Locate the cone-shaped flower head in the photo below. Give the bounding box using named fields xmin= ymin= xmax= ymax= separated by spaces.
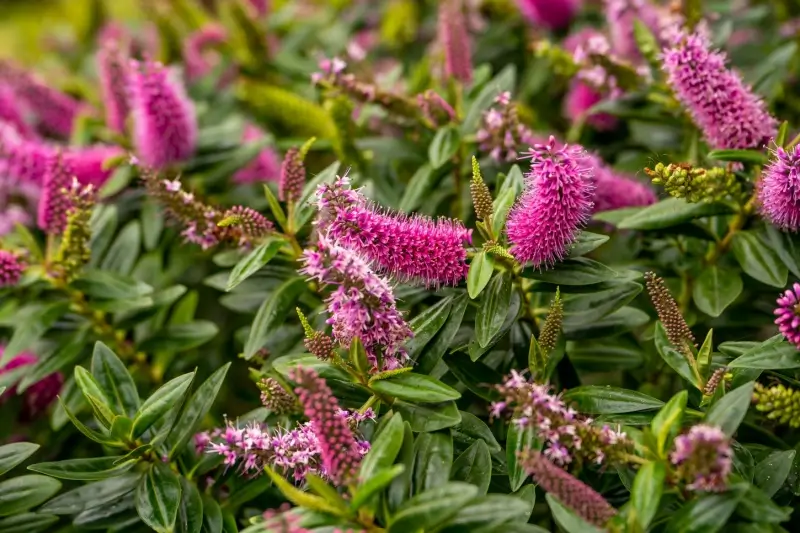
xmin=775 ymin=282 xmax=800 ymax=348
xmin=315 ymin=174 xmax=472 ymax=287
xmin=0 ymin=349 xmax=63 ymax=420
xmin=234 ymin=125 xmax=280 ymax=184
xmin=438 ymin=0 xmax=473 ymax=83
xmin=279 ymin=138 xmax=315 ymax=202
xmin=506 ymin=136 xmax=594 ymax=267
xmin=470 ymin=156 xmax=493 ymax=221
xmin=300 ymin=235 xmax=412 ymax=371
xmin=703 ymin=367 xmax=727 ymax=397
xmin=37 ymin=152 xmax=75 ymax=234
xmin=291 ymin=367 xmax=365 ymax=486
xmin=128 ymin=59 xmax=197 ymax=168
xmin=258 ymin=377 xmax=299 ymax=416
xmin=0 ymin=84 xmax=35 ymax=138
xmin=515 ymin=0 xmax=581 ymax=31
xmin=759 ymin=145 xmax=800 ymax=232
xmin=0 ymin=250 xmax=24 ymax=287
xmin=670 ymin=424 xmax=733 ymax=492
xmin=97 ymin=42 xmax=130 ymax=134
xmin=753 ymin=382 xmax=800 ymax=428
xmin=519 ymin=450 xmax=617 ymax=527
xmin=662 ymin=28 xmax=777 ymax=150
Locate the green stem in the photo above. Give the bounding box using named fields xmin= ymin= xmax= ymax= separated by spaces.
xmin=704 ymin=195 xmax=756 ymax=265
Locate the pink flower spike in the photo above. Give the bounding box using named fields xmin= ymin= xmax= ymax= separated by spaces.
xmin=775 ymin=282 xmax=800 ymax=348
xmin=670 ymin=424 xmax=733 ymax=492
xmin=233 ymin=125 xmax=280 ymax=184
xmin=0 ymin=84 xmax=35 ymax=139
xmin=37 ymin=152 xmax=75 ymax=235
xmin=662 ymin=28 xmax=777 ymax=150
xmin=0 ymin=122 xmax=52 ymax=185
xmin=590 ymin=156 xmax=656 ymax=212
xmin=515 ymin=0 xmax=581 ymax=31
xmin=0 ymin=250 xmax=24 ymax=287
xmin=128 ymin=59 xmax=197 ymax=168
xmin=563 ymin=81 xmax=618 ymax=132
xmin=438 ymin=0 xmax=473 ymax=83
xmin=605 ymin=0 xmax=665 ymax=60
xmin=63 ymin=145 xmax=125 ymax=188
xmin=506 ymin=136 xmax=594 ymax=267
xmin=0 ymin=348 xmax=63 ymax=420
xmin=291 ymin=367 xmax=364 ymax=486
xmin=184 ymin=24 xmax=229 ymax=82
xmin=97 ymin=42 xmax=130 ymax=134
xmin=759 ymin=145 xmax=800 ymax=232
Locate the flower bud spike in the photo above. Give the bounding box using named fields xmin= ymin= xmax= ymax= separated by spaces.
xmin=470 ymin=156 xmax=493 ymax=221
xmin=538 ymin=288 xmax=563 ymax=356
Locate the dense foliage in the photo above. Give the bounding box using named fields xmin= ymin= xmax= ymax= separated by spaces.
xmin=3 ymin=0 xmax=800 ymax=532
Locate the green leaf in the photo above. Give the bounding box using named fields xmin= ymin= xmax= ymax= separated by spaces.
xmin=40 ymin=473 xmax=140 ymax=515
xmin=654 ymin=322 xmax=702 ymax=389
xmin=521 ymin=258 xmax=618 ymax=285
xmin=0 ymin=512 xmax=59 ymax=533
xmin=650 ymin=391 xmax=687 ymax=457
xmin=89 ymin=204 xmax=119 ymax=264
xmin=177 ymin=477 xmax=203 ymax=533
xmin=568 ymin=231 xmax=609 ymax=257
xmin=370 ymin=373 xmax=460 ymax=403
xmin=476 ymin=273 xmax=512 ymax=347
xmin=444 ymin=353 xmax=502 ymax=401
xmin=429 ymin=126 xmax=461 ymax=169
xmin=243 ymin=277 xmax=306 ymax=359
xmin=305 ymin=474 xmax=347 ymax=511
xmin=293 ymin=161 xmax=340 ymax=228
xmin=350 ymin=465 xmax=405 ymax=511
xmin=28 ymin=456 xmax=137 ymax=481
xmin=99 ymin=165 xmax=133 ymax=198
xmin=136 ymin=463 xmax=182 ymax=533
xmin=226 ymin=238 xmax=286 ymax=291
xmin=394 ymin=400 xmax=461 ymax=432
xmin=399 ymin=164 xmax=437 ymax=213
xmin=1 ymin=302 xmax=69 ymax=364
xmin=412 ymin=431 xmax=453 ymax=494
xmin=492 ymin=187 xmax=517 ymax=236
xmin=74 ymin=366 xmax=116 ymax=428
xmin=0 ymin=475 xmax=61 ymax=516
xmin=417 ymin=293 xmax=468 ymax=374
xmin=438 ymin=494 xmax=536 ymax=532
xmin=705 ymin=382 xmax=755 ymax=436
xmin=131 ymin=372 xmax=195 ymax=438
xmin=406 ymin=296 xmax=453 ymax=361
xmin=17 ymin=330 xmax=88 ymax=393
xmin=732 ymin=231 xmax=788 ymax=287
xmin=72 ymin=270 xmax=153 ymax=301
xmin=452 ymin=412 xmax=501 ymax=453
xmin=388 ymin=482 xmax=479 ymax=533
xmin=100 ymin=220 xmax=141 ymax=276
xmin=546 ymin=494 xmax=604 ymax=533
xmin=58 ymin=398 xmax=115 ymax=445
xmin=707 ymin=149 xmax=769 ymax=164
xmin=562 ymin=281 xmax=642 ymax=327
xmin=462 ymin=65 xmax=516 ymax=133
xmin=386 ymin=422 xmax=415 ymax=514
xmin=262 ymin=466 xmax=341 ymax=515
xmin=631 ymin=461 xmax=665 ymax=529
xmin=616 ymin=198 xmax=735 ymax=230
xmin=468 ymin=252 xmax=495 ymax=300
xmin=451 ymin=440 xmax=491 ymax=495
xmin=139 ymin=321 xmax=219 ymax=353
xmin=262 ymin=184 xmax=288 ymax=232
xmin=562 ymin=386 xmax=663 ymax=414
xmin=0 ymin=443 xmax=39 ymax=477
xmin=754 ymin=450 xmax=796 ymax=497
xmin=735 ymin=483 xmax=793 ymax=523
xmin=141 ymin=199 xmax=164 ymax=251
xmin=202 ymin=496 xmax=223 ymax=533
xmin=507 ymin=425 xmax=537 ymax=492
xmin=665 ymin=485 xmax=746 ymax=533
xmin=692 ymin=267 xmax=742 ymax=317
xmin=728 ymin=335 xmax=800 ymax=369
xmin=167 ymin=363 xmax=231 ymax=458
xmin=91 ymin=342 xmax=140 ymax=418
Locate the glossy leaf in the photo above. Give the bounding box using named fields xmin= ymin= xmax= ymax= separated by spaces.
xmin=562 ymin=386 xmax=663 ymax=414
xmin=0 ymin=443 xmax=39 ymax=477
xmin=243 ymin=277 xmax=306 ymax=359
xmin=451 ymin=440 xmax=491 ymax=495
xmin=705 ymin=382 xmax=755 ymax=436
xmin=370 ymin=372 xmax=460 ymax=403
xmin=692 ymin=267 xmax=742 ymax=317
xmin=388 ymin=482 xmax=479 ymax=533
xmin=732 ymin=231 xmax=788 ymax=287
xmin=631 ymin=461 xmax=665 ymax=529
xmin=135 ymin=463 xmax=182 ymax=533
xmin=226 ymin=238 xmax=286 ymax=291
xmin=91 ymin=342 xmax=140 ymax=418
xmin=131 ymin=372 xmax=194 ymax=438
xmin=412 ymin=431 xmax=453 ymax=493
xmin=28 ymin=456 xmax=137 ymax=481
xmin=467 ymin=252 xmax=494 ymax=299
xmin=0 ymin=475 xmax=61 ymax=517
xmin=429 ymin=126 xmax=460 ymax=169
xmin=476 ymin=273 xmax=512 ymax=347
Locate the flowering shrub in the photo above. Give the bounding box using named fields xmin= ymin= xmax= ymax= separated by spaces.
xmin=3 ymin=0 xmax=800 ymax=532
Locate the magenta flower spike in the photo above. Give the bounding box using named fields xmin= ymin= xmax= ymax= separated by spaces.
xmin=291 ymin=367 xmax=365 ymax=486
xmin=438 ymin=0 xmax=473 ymax=83
xmin=563 ymin=81 xmax=618 ymax=132
xmin=759 ymin=145 xmax=800 ymax=232
xmin=315 ymin=175 xmax=472 ymax=287
xmin=506 ymin=136 xmax=594 ymax=268
xmin=670 ymin=424 xmax=733 ymax=492
xmin=662 ymin=28 xmax=777 ymax=150
xmin=184 ymin=24 xmax=229 ymax=82
xmin=0 ymin=349 xmax=63 ymax=420
xmin=775 ymin=282 xmax=800 ymax=348
xmin=37 ymin=152 xmax=75 ymax=234
xmin=0 ymin=250 xmax=24 ymax=287
xmin=0 ymin=84 xmax=35 ymax=139
xmin=515 ymin=0 xmax=581 ymax=31
xmin=97 ymin=43 xmax=130 ymax=134
xmin=591 ymin=158 xmax=656 ymax=212
xmin=128 ymin=59 xmax=198 ymax=168
xmin=63 ymin=145 xmax=125 ymax=188
xmin=233 ymin=125 xmax=280 ymax=184
xmin=0 ymin=121 xmax=52 ymax=185
xmin=605 ymin=0 xmax=664 ymax=60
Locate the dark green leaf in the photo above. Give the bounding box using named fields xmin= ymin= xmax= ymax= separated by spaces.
xmin=732 ymin=231 xmax=788 ymax=287
xmin=350 ymin=465 xmax=405 ymax=511
xmin=226 ymin=238 xmax=286 ymax=291
xmin=394 ymin=400 xmax=461 ymax=432
xmin=141 ymin=199 xmax=164 ymax=251
xmin=568 ymin=231 xmax=609 ymax=257
xmin=692 ymin=267 xmax=742 ymax=317
xmin=754 ymin=450 xmax=795 ymax=497
xmin=562 ymin=281 xmax=642 ymax=326
xmin=371 ymin=373 xmax=460 ymax=403
xmin=507 ymin=425 xmax=537 ymax=492
xmin=388 ymin=482 xmax=479 ymax=533
xmin=451 ymin=440 xmax=491 ymax=495
xmin=100 ymin=220 xmax=141 ymax=276
xmin=0 ymin=512 xmax=59 ymax=533
xmin=562 ymin=386 xmax=663 ymax=414
xmin=139 ymin=321 xmax=219 ymax=353
xmin=177 ymin=477 xmax=203 ymax=533
xmin=74 ymin=366 xmax=115 ymax=427
xmin=135 ymin=463 xmax=182 ymax=533
xmin=650 ymin=391 xmax=687 ymax=457
xmin=429 ymin=126 xmax=460 ymax=169
xmin=73 ymin=270 xmax=153 ymax=301
xmin=243 ymin=277 xmax=306 ymax=359
xmin=417 ymin=294 xmax=468 ymax=374
xmin=665 ymin=485 xmax=746 ymax=533
xmin=40 ymin=474 xmax=140 ymax=515
xmin=705 ymin=382 xmax=755 ymax=436
xmin=0 ymin=443 xmax=39 ymax=477
xmin=92 ymin=342 xmax=140 ymax=418
xmin=0 ymin=475 xmax=61 ymax=516
xmin=413 ymin=431 xmax=453 ymax=493
xmin=476 ymin=273 xmax=512 ymax=347
xmin=617 ymin=198 xmax=734 ymax=230
xmin=736 ymin=483 xmax=792 ymax=523
xmin=398 ymin=164 xmax=437 ymax=213
xmin=521 ymin=258 xmax=618 ymax=285
xmin=727 ymin=335 xmax=800 ymax=369
xmin=28 ymin=456 xmax=137 ymax=481
xmin=438 ymin=494 xmax=536 ymax=533
xmin=202 ymin=495 xmax=223 ymax=533
xmin=631 ymin=461 xmax=665 ymax=529
xmin=131 ymin=372 xmax=194 ymax=438
xmin=444 ymin=354 xmax=502 ymax=401
xmin=452 ymin=412 xmax=501 ymax=453
xmin=546 ymin=494 xmax=604 ymax=533
xmin=467 ymin=252 xmax=495 ymax=300
xmin=89 ymin=205 xmax=119 ymax=264
xmin=468 ymin=291 xmax=521 ymax=360
xmin=406 ymin=296 xmax=453 ymax=360
xmin=654 ymin=322 xmax=702 ymax=389
xmin=707 ymin=149 xmax=769 ymax=164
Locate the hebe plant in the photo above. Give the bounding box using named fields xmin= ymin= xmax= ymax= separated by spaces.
xmin=2 ymin=0 xmax=800 ymax=532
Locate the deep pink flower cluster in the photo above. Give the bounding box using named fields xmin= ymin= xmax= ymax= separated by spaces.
xmin=492 ymin=370 xmax=630 ymax=467
xmin=292 ymin=367 xmax=368 ymax=485
xmin=476 ymin=92 xmax=546 ymax=162
xmin=515 ymin=0 xmax=580 ymax=30
xmin=591 ymin=155 xmax=657 ymax=212
xmin=96 ymin=42 xmax=130 ymax=134
xmin=662 ymin=29 xmax=777 ymax=150
xmin=670 ymin=424 xmax=733 ymax=492
xmin=315 ymin=175 xmax=471 ymax=287
xmin=301 ymin=236 xmax=412 ymax=371
xmin=37 ymin=153 xmax=75 ymax=234
xmin=234 ymin=125 xmax=280 ymax=184
xmin=0 ymin=349 xmax=63 ymax=420
xmin=759 ymin=146 xmax=800 ymax=232
xmin=128 ymin=59 xmax=197 ymax=168
xmin=506 ymin=136 xmax=594 ymax=267
xmin=0 ymin=84 xmax=36 ymax=139
xmin=0 ymin=250 xmax=24 ymax=287
xmin=774 ymin=282 xmax=800 ymax=348
xmin=438 ymin=0 xmax=473 ymax=83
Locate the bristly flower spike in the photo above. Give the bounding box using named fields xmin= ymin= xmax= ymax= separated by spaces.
xmin=759 ymin=145 xmax=800 ymax=232
xmin=438 ymin=0 xmax=473 ymax=83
